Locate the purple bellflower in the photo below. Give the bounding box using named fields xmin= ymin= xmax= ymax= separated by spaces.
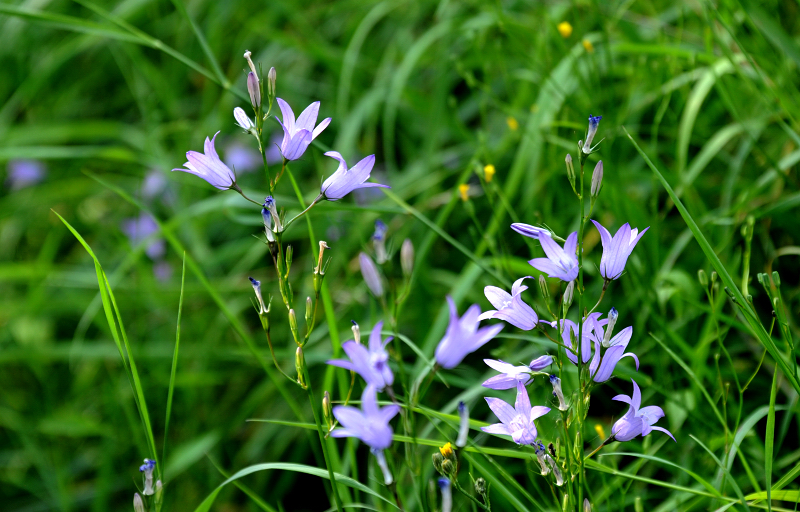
xmin=330 ymin=384 xmax=400 ymax=450
xmin=275 ymin=98 xmax=331 ymax=161
xmin=482 ymin=356 xmax=552 ymax=390
xmin=481 ymin=381 xmax=550 ymax=445
xmin=478 ymin=276 xmax=539 ymax=330
xmin=122 ymin=214 xmax=165 ymax=260
xmin=529 ymin=232 xmax=579 ymax=282
xmin=435 ymin=296 xmax=504 ymax=369
xmin=172 ymin=132 xmax=236 ymax=190
xmin=321 ymin=152 xmax=389 ymax=201
xmin=611 ymin=379 xmax=675 ymax=442
xmin=359 ymin=252 xmax=383 ymax=297
xmin=327 ymin=321 xmax=394 ymax=391
xmin=549 ymin=313 xmax=607 ymax=365
xmin=511 ymin=223 xmax=552 ymax=240
xmin=6 ymin=159 xmax=46 ymax=190
xmin=588 ymin=317 xmax=639 ymax=382
xmin=582 ymin=115 xmax=602 ymax=154
xmin=591 ymin=220 xmax=649 ymax=280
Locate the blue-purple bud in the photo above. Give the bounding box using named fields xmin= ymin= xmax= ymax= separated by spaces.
xmin=456 ymin=402 xmax=469 ymax=448
xmin=550 ymin=375 xmax=568 ymax=411
xmin=529 ymin=355 xmax=553 ymax=372
xmin=582 ymin=115 xmax=602 ymax=154
xmin=438 ymin=477 xmax=452 ymax=512
xmin=602 ymin=307 xmax=618 ymax=347
xmin=359 ymin=252 xmax=383 ymax=297
xmin=247 ymin=72 xmax=261 ymax=108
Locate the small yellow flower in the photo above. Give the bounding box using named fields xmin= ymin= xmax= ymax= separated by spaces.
xmin=557 ymin=21 xmax=573 ymax=38
xmin=583 ymin=39 xmax=594 ymax=53
xmin=439 ymin=442 xmax=454 ymax=458
xmin=458 ymin=184 xmax=470 ymax=202
xmin=594 ymin=423 xmax=606 ymax=439
xmin=483 ymin=164 xmax=495 ymax=183
xmin=506 ymin=117 xmax=519 ymax=131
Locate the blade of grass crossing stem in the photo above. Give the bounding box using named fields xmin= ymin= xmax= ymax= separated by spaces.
xmin=53 ymin=211 xmax=159 ymax=468
xmin=207 ymin=456 xmax=278 ymax=512
xmin=162 ymin=253 xmax=186 ymax=479
xmin=625 ymin=128 xmax=800 ymax=395
xmin=689 ymin=435 xmax=750 ymax=511
xmin=766 ymin=370 xmax=779 ymax=511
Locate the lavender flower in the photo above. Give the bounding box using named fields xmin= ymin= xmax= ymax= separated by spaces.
xmin=359 ymin=252 xmax=383 ymax=297
xmin=511 ymin=223 xmax=552 ymax=240
xmin=172 ymin=132 xmax=236 ymax=190
xmin=330 ymin=384 xmax=400 ymax=450
xmin=225 ymin=142 xmax=261 ymax=173
xmin=477 ymin=276 xmax=539 ymax=330
xmin=275 ymin=98 xmax=331 ymax=161
xmin=327 ymin=321 xmax=394 ymax=391
xmin=529 ymin=232 xmax=579 ymax=282
xmin=549 ymin=313 xmax=607 ymax=365
xmin=141 ymin=169 xmax=166 ymax=199
xmin=139 ymin=458 xmax=156 ymax=495
xmin=589 ymin=325 xmax=639 ymax=383
xmin=321 ymin=152 xmax=389 ymax=201
xmin=6 ymin=159 xmax=45 ymax=190
xmin=247 ymin=72 xmax=260 ymax=108
xmin=121 ymin=214 xmax=165 ymax=260
xmin=550 ymin=375 xmax=569 ymax=411
xmin=482 ymin=359 xmax=533 ymax=390
xmin=233 ymin=107 xmax=255 ymax=132
xmin=435 ymin=296 xmax=504 ymax=369
xmin=373 ymin=220 xmax=388 ymax=264
xmin=529 ymin=355 xmax=553 ymax=371
xmin=591 ymin=220 xmax=649 ymax=280
xmin=133 ymin=493 xmax=144 ymax=512
xmin=611 ymin=379 xmax=675 ymax=442
xmin=481 ymin=381 xmax=550 ymax=445
xmin=456 ymin=402 xmax=469 ymax=448
xmin=582 ymin=115 xmax=602 ymax=154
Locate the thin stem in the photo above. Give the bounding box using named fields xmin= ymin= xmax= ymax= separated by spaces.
xmin=584 ymin=437 xmax=612 ymax=460
xmin=285 ymin=194 xmax=324 ymax=230
xmin=587 ymin=280 xmax=610 ymax=315
xmin=452 ymin=480 xmax=490 ymax=511
xmin=576 ymin=155 xmax=587 ymax=510
xmin=264 ymin=330 xmax=298 ymax=383
xmin=231 ymin=184 xmax=264 ymax=206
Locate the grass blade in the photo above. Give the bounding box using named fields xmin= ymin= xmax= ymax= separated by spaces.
xmin=162 ymin=253 xmax=187 ymax=479
xmin=765 ymin=370 xmax=779 ymax=511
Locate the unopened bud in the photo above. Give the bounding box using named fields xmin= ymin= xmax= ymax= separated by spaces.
xmin=474 ymin=477 xmax=487 ymax=495
xmin=359 ymin=252 xmax=383 ymax=297
xmin=565 ymin=154 xmax=576 ymax=190
xmin=456 ymin=402 xmax=469 ymax=448
xmin=697 ymin=269 xmax=708 ymax=286
xmin=563 ymin=281 xmax=575 ymax=313
xmin=432 ymin=452 xmax=444 ymax=473
xmin=602 ymin=307 xmax=618 ymax=347
xmin=155 ymin=480 xmax=163 ymax=502
xmin=133 ymin=493 xmax=144 ymax=512
xmin=268 ymin=67 xmax=276 ymax=99
xmin=295 ymin=347 xmax=306 ymax=387
xmin=772 ymin=271 xmax=781 ymax=287
xmin=711 ymin=271 xmax=718 ymax=284
xmin=285 ymin=245 xmax=293 ymax=275
xmin=401 ymin=238 xmax=414 ymax=278
xmin=247 ymin=72 xmax=261 ymax=109
xmin=441 ymin=459 xmax=454 ymax=476
xmin=289 ymin=309 xmax=298 ymax=339
xmin=322 ymin=391 xmax=333 ymax=429
xmin=590 ymin=160 xmax=603 ymax=198
xmin=305 ymin=296 xmax=313 ymax=328
xmin=538 ymin=275 xmax=549 ymax=298
xmin=351 ymin=321 xmax=361 ymax=344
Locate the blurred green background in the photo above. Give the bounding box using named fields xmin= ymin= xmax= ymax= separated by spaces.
xmin=1 ymin=0 xmax=799 ymax=510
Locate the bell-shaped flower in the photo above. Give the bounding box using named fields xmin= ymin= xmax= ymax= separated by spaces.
xmin=482 ymin=359 xmax=533 ymax=390
xmin=275 ymin=98 xmax=331 ymax=161
xmin=548 ymin=313 xmax=607 ymax=365
xmin=591 ymin=220 xmax=649 ymax=280
xmin=611 ymin=379 xmax=675 ymax=442
xmin=233 ymin=107 xmax=255 ymax=133
xmin=481 ymin=381 xmax=550 ymax=446
xmin=435 ymin=296 xmax=504 ymax=369
xmin=172 ymin=132 xmax=236 ymax=190
xmin=478 ymin=277 xmax=538 ymax=330
xmin=327 ymin=322 xmax=394 ymax=391
xmin=529 ymin=232 xmax=579 ymax=282
xmin=588 ymin=320 xmax=639 ymax=383
xmin=330 ymin=385 xmax=399 ymax=450
xmin=511 ymin=223 xmax=552 ymax=240
xmin=321 ymin=152 xmax=389 ymax=201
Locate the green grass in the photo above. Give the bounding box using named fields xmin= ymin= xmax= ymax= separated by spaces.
xmin=1 ymin=0 xmax=799 ymax=510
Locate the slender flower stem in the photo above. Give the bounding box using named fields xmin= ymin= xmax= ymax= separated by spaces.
xmin=587 ymin=280 xmax=610 ymax=315
xmin=231 ymin=184 xmax=264 ymax=206
xmin=285 ymin=194 xmax=324 ymax=230
xmin=584 ymin=437 xmax=613 ymax=460
xmin=452 ymin=480 xmax=490 ymax=510
xmin=263 ymin=330 xmax=298 ymax=383
xmin=576 ymin=155 xmax=587 ymax=510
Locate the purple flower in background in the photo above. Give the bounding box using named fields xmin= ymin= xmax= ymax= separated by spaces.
xmin=321 ymin=152 xmax=389 ymax=201
xmin=481 ymin=381 xmax=550 ymax=445
xmin=122 ymin=214 xmax=165 ymax=260
xmin=589 ymin=325 xmax=639 ymax=383
xmin=153 ymin=262 xmax=173 ymax=282
xmin=359 ymin=252 xmax=383 ymax=297
xmin=275 ymin=98 xmax=331 ymax=161
xmin=330 ymin=385 xmax=399 ymax=450
xmin=172 ymin=132 xmax=236 ymax=190
xmin=482 ymin=359 xmax=533 ymax=390
xmin=591 ymin=220 xmax=649 ymax=280
xmin=529 ymin=232 xmax=579 ymax=282
xmin=327 ymin=321 xmax=394 ymax=391
xmin=611 ymin=379 xmax=675 ymax=442
xmin=435 ymin=296 xmax=504 ymax=369
xmin=478 ymin=276 xmax=538 ymax=330
xmin=141 ymin=169 xmax=167 ymax=199
xmin=6 ymin=159 xmax=46 ymax=190
xmin=265 ymin=133 xmax=283 ymax=165
xmin=225 ymin=141 xmax=261 ymax=173
xmin=511 ymin=223 xmax=551 ymax=240
xmin=549 ymin=313 xmax=607 ymax=365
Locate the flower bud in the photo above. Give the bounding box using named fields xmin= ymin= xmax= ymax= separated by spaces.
xmin=322 ymin=391 xmax=333 ymax=430
xmin=582 ymin=115 xmax=602 ymax=154
xmin=305 ymin=296 xmax=313 ymax=328
xmin=697 ymin=269 xmax=708 ymax=286
xmin=538 ymin=275 xmax=549 ymax=299
xmin=441 ymin=459 xmax=454 ymax=476
xmin=602 ymin=307 xmax=618 ymax=347
xmin=295 ymin=347 xmax=306 ymax=387
xmin=584 ymin=498 xmax=592 ymax=512
xmin=529 ymin=355 xmax=553 ymax=371
xmin=351 ymin=320 xmax=361 ymax=344
xmin=133 ymin=493 xmax=144 ymax=512
xmin=285 ymin=245 xmax=293 ymax=275
xmin=590 ymin=160 xmax=603 ymax=198
xmin=456 ymin=402 xmax=469 ymax=448
xmin=565 ymin=154 xmax=576 ymax=190
xmin=711 ymin=271 xmax=718 ymax=284
xmin=772 ymin=271 xmax=781 ymax=287
xmin=233 ymin=107 xmax=255 ymax=132
xmin=373 ymin=219 xmax=388 ymax=264
xmin=432 ymin=452 xmax=444 ymax=473
xmin=550 ymin=375 xmax=569 ymax=411
xmin=474 ymin=477 xmax=487 ymax=495
xmin=268 ymin=67 xmax=276 ymax=99
xmin=483 ymin=164 xmax=495 ymax=183
xmin=359 ymin=252 xmax=383 ymax=297
xmin=247 ymin=72 xmax=261 ymax=109
xmin=563 ymin=281 xmax=575 ymax=313
xmin=155 ymin=480 xmax=163 ymax=503
xmin=401 ymin=238 xmax=414 ymax=278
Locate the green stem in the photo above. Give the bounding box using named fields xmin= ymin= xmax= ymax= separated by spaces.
xmin=576 ymin=154 xmax=587 ymax=510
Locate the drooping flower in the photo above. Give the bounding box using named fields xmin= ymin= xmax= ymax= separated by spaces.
xmin=327 ymin=321 xmax=394 ymax=391
xmin=6 ymin=159 xmax=46 ymax=190
xmin=529 ymin=232 xmax=579 ymax=282
xmin=510 ymin=223 xmax=551 ymax=240
xmin=482 ymin=359 xmax=533 ymax=390
xmin=359 ymin=252 xmax=383 ymax=297
xmin=330 ymin=385 xmax=399 ymax=450
xmin=139 ymin=458 xmax=156 ymax=495
xmin=548 ymin=313 xmax=607 ymax=365
xmin=589 ymin=324 xmax=639 ymax=383
xmin=477 ymin=276 xmax=539 ymax=330
xmin=435 ymin=296 xmax=504 ymax=369
xmin=481 ymin=381 xmax=550 ymax=445
xmin=591 ymin=220 xmax=649 ymax=280
xmin=582 ymin=115 xmax=602 ymax=154
xmin=275 ymin=98 xmax=331 ymax=161
xmin=172 ymin=132 xmax=236 ymax=190
xmin=321 ymin=152 xmax=389 ymax=201
xmin=611 ymin=379 xmax=675 ymax=442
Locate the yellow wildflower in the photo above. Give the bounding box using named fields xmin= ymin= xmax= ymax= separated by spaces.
xmin=594 ymin=423 xmax=606 ymax=439
xmin=557 ymin=21 xmax=573 ymax=38
xmin=439 ymin=442 xmax=454 ymax=458
xmin=483 ymin=164 xmax=495 ymax=183
xmin=506 ymin=117 xmax=519 ymax=131
xmin=583 ymin=39 xmax=594 ymax=53
xmin=458 ymin=184 xmax=469 ymax=202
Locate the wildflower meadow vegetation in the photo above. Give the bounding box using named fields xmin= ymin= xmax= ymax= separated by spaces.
xmin=2 ymin=1 xmax=800 ymax=510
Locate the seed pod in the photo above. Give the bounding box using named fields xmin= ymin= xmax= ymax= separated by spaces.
xmin=697 ymin=269 xmax=708 ymax=287
xmin=538 ymin=275 xmax=549 ymax=299
xmin=268 ymin=67 xmax=277 ymax=99
xmin=322 ymin=391 xmax=333 ymax=429
xmin=401 ymin=238 xmax=414 ymax=278
xmin=475 ymin=477 xmax=487 ymax=495
xmin=590 ymin=160 xmax=603 ymax=198
xmin=295 ymin=347 xmax=306 ymax=387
